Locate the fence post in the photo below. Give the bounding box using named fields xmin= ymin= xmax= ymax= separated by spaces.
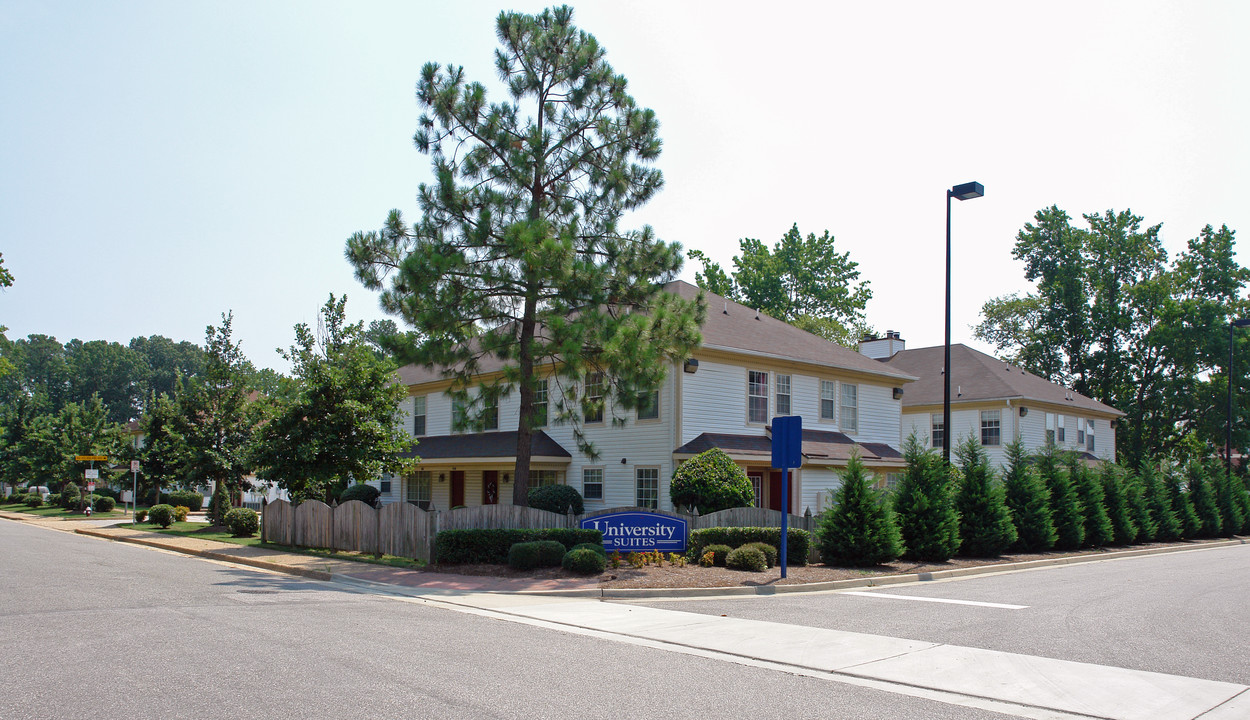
xmin=428 ymin=507 xmax=439 ymax=565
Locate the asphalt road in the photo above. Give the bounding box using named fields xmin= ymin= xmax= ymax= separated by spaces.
xmin=629 ymin=543 xmax=1250 ymax=685
xmin=0 ymin=520 xmax=1019 ymax=720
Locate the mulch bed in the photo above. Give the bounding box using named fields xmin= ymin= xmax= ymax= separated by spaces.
xmin=425 ymin=537 xmax=1242 ymax=590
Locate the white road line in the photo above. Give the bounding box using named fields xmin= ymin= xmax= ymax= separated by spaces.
xmin=842 ymin=590 xmax=1028 ymax=609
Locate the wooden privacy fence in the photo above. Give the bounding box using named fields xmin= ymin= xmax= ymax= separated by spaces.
xmin=262 ymin=500 xmax=818 ymax=563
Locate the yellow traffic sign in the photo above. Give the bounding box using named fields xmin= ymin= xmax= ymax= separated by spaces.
xmin=75 ymin=455 xmax=108 ymax=462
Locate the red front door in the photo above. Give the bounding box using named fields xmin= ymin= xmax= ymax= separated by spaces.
xmin=451 ymin=471 xmax=465 ymax=508
xmin=768 ymin=471 xmax=792 ymax=513
xmin=482 ymin=470 xmax=499 ymax=505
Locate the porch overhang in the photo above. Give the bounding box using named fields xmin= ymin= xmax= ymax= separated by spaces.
xmin=672 ymin=430 xmax=905 ymax=468
xmin=399 ymin=430 xmax=572 ymax=466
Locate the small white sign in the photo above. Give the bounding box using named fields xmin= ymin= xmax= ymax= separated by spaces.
xmin=87 ymin=483 xmax=95 ymax=492
xmin=131 ymin=460 xmax=140 ymax=472
xmin=84 ymin=469 xmax=99 ymax=479
xmin=122 ymin=490 xmax=133 ymax=502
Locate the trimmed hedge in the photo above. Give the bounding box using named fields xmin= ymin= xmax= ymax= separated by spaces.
xmin=173 ymin=506 xmax=190 ymax=522
xmin=134 ymin=509 xmax=148 ymax=523
xmin=24 ymin=493 xmax=44 ymax=508
xmin=726 ymin=546 xmax=767 ymax=572
xmin=435 ymin=528 xmax=603 ymax=565
xmin=339 ymin=483 xmax=381 ymax=507
xmin=688 ymin=527 xmax=810 ymax=566
xmin=94 ymin=496 xmax=116 ymax=512
xmin=563 ymin=548 xmax=607 ymax=575
xmin=507 ymin=540 xmax=566 ymax=570
xmin=148 ymin=504 xmax=175 ymax=528
xmin=571 ymin=542 xmax=606 ymax=557
xmin=527 ymin=484 xmax=584 ymax=515
xmin=702 ymin=544 xmax=732 ymax=567
xmin=740 ymin=541 xmax=778 ymax=568
xmin=224 ymin=508 xmax=259 ymax=537
xmin=166 ymin=490 xmax=206 ymax=511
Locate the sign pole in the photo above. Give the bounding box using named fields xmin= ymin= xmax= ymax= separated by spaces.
xmin=770 ymin=416 xmax=802 ymax=581
xmin=780 ymin=466 xmax=789 ymax=578
xmin=131 ymin=460 xmax=140 ymax=518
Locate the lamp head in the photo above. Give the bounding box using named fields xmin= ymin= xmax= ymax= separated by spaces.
xmin=951 ymin=181 xmax=984 ymax=201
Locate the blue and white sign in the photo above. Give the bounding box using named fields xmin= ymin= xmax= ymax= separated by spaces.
xmin=581 ymin=511 xmax=688 ymax=553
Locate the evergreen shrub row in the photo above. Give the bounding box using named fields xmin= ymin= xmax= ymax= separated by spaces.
xmin=688 ymin=527 xmax=809 ymax=565
xmin=435 ymin=528 xmax=603 ymax=564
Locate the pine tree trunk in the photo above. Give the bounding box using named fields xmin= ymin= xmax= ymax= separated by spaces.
xmin=513 ymin=292 xmax=538 ymax=506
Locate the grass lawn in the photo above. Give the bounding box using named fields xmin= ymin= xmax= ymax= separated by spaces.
xmin=0 ymin=502 xmax=129 ymax=519
xmin=127 ymin=521 xmax=427 ymax=570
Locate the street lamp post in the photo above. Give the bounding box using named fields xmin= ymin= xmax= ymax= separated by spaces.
xmin=944 ymin=181 xmax=984 ymax=465
xmin=1227 ymin=318 xmax=1250 ymax=477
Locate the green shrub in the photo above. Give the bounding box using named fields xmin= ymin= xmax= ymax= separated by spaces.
xmin=1037 ymin=446 xmax=1084 ymax=550
xmin=207 ymin=482 xmax=231 ymax=525
xmin=148 ymin=504 xmax=175 ymax=528
xmin=166 ymin=490 xmax=205 ymax=511
xmin=46 ymin=493 xmax=61 ymax=507
xmin=562 ymin=548 xmax=607 ymax=575
xmin=527 ymin=484 xmax=584 ymax=515
xmin=571 ymin=542 xmax=606 ymax=557
xmin=1122 ymin=468 xmax=1157 ymax=543
xmin=669 ymin=448 xmax=755 ymax=514
xmin=8 ymin=492 xmax=26 ymax=505
xmin=59 ymin=483 xmax=82 ymax=509
xmin=1186 ymin=461 xmax=1222 ymax=538
xmin=94 ymin=496 xmax=116 ymax=513
xmin=1163 ymin=465 xmax=1200 ymax=539
xmin=1067 ymin=454 xmax=1113 ymax=548
xmin=741 ymin=541 xmax=778 ymax=568
xmin=224 ymin=508 xmax=259 ymax=537
xmin=435 ymin=528 xmax=604 ymax=564
xmin=895 ymin=436 xmax=962 ymax=561
xmin=956 ymin=437 xmax=1017 ymax=558
xmin=173 ymin=506 xmax=190 ymax=522
xmin=24 ymin=493 xmax=44 ymax=508
xmin=817 ymin=454 xmax=902 ymax=567
xmin=1099 ymin=463 xmax=1137 ymax=545
xmin=1003 ymin=439 xmax=1056 ymax=553
xmin=702 ymin=544 xmax=732 ymax=567
xmin=688 ymin=527 xmax=809 ymax=566
xmin=508 ymin=542 xmax=540 ymax=570
xmin=339 ymin=483 xmax=381 ymax=507
xmin=725 ymin=546 xmax=767 ymax=572
xmin=134 ymin=509 xmax=148 ymax=523
xmin=1214 ymin=470 xmax=1246 ymax=538
xmin=535 ymin=540 xmax=566 ymax=567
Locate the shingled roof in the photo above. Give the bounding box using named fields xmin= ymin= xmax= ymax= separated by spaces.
xmin=673 ymin=428 xmax=904 ymax=465
xmin=398 ymin=281 xmax=916 ymax=386
xmin=398 ymin=430 xmax=571 ymax=461
xmin=881 ymin=344 xmax=1123 ymax=417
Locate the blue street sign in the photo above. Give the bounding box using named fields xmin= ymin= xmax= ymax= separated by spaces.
xmin=772 ymin=415 xmax=802 ymax=469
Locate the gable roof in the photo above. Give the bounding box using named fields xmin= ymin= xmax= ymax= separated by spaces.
xmin=881 ymin=344 xmax=1123 ymax=417
xmin=673 ymin=429 xmax=904 ymax=466
xmin=398 ymin=280 xmax=916 ymax=386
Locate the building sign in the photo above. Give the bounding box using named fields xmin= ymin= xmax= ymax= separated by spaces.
xmin=581 ymin=511 xmax=688 ymax=553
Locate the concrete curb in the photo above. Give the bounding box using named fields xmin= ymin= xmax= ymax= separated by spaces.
xmin=74 ymin=528 xmax=334 ymax=581
xmin=596 ymin=538 xmax=1249 ymax=599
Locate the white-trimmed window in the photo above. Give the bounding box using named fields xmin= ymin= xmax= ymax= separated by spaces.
xmin=841 ymin=383 xmax=858 ymax=432
xmin=412 ymin=395 xmax=426 ymax=437
xmin=748 ymin=370 xmax=769 ymax=423
xmin=584 ymin=372 xmax=604 ymax=423
xmin=636 ymin=467 xmax=659 ymax=509
xmin=1087 ymin=419 xmax=1095 ymax=452
xmin=1077 ymin=417 xmax=1086 ymax=445
xmin=534 ymin=379 xmax=548 ymax=427
xmin=1045 ymin=413 xmax=1056 ymax=445
xmin=775 ymin=374 xmax=792 ymax=416
xmin=406 ymin=471 xmax=431 ymax=510
xmin=820 ymin=380 xmax=837 ymax=420
xmin=931 ymin=413 xmax=944 ymax=449
xmin=748 ymin=472 xmax=764 ymax=508
xmin=981 ymin=410 xmax=1001 ymax=446
xmin=637 ymin=388 xmax=659 ymax=421
xmin=1057 ymin=415 xmax=1066 ymax=443
xmin=532 ymin=470 xmax=559 ymax=487
xmin=582 ymin=467 xmax=603 ymax=501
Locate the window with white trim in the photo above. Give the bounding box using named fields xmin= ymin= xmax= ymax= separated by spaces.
xmin=532 ymin=470 xmax=559 ymax=487
xmin=636 ymin=467 xmax=659 ymax=509
xmin=931 ymin=413 xmax=944 ymax=449
xmin=775 ymin=374 xmax=791 ymax=416
xmin=841 ymin=383 xmax=858 ymax=432
xmin=748 ymin=370 xmax=769 ymax=423
xmin=483 ymin=397 xmax=498 ymax=431
xmin=637 ymin=388 xmax=659 ymax=421
xmin=1087 ymin=419 xmax=1095 ymax=452
xmin=413 ymin=395 xmax=426 ymax=437
xmin=582 ymin=467 xmax=603 ymax=500
xmin=1045 ymin=413 xmax=1056 ymax=445
xmin=584 ymin=372 xmax=604 ymax=423
xmin=820 ymin=380 xmax=837 ymax=420
xmin=981 ymin=410 xmax=1001 ymax=446
xmin=534 ymin=379 xmax=548 ymax=427
xmin=1077 ymin=417 xmax=1086 ymax=445
xmin=1057 ymin=414 xmax=1066 ymax=443
xmin=747 ymin=472 xmax=764 ymax=508
xmin=406 ymin=471 xmax=431 ymax=510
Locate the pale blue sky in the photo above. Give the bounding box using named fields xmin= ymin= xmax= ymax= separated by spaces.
xmin=3 ymin=1 xmax=1247 ymax=370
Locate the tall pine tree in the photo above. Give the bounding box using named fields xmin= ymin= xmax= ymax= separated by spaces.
xmin=1122 ymin=468 xmax=1157 ymax=543
xmin=893 ymin=435 xmax=960 ymax=562
xmin=346 ymin=6 xmax=705 ymax=505
xmin=1139 ymin=463 xmax=1180 ymax=542
xmin=1163 ymin=463 xmax=1201 ymax=539
xmin=1067 ymin=453 xmax=1113 ymax=548
xmin=1099 ymin=462 xmax=1137 ymax=545
xmin=1002 ymin=437 xmax=1055 ymax=552
xmin=955 ymin=436 xmax=1017 ymax=557
xmin=1186 ymin=460 xmax=1222 ymax=538
xmin=1038 ymin=445 xmax=1084 ymax=550
xmin=816 ymin=453 xmax=902 ymax=566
